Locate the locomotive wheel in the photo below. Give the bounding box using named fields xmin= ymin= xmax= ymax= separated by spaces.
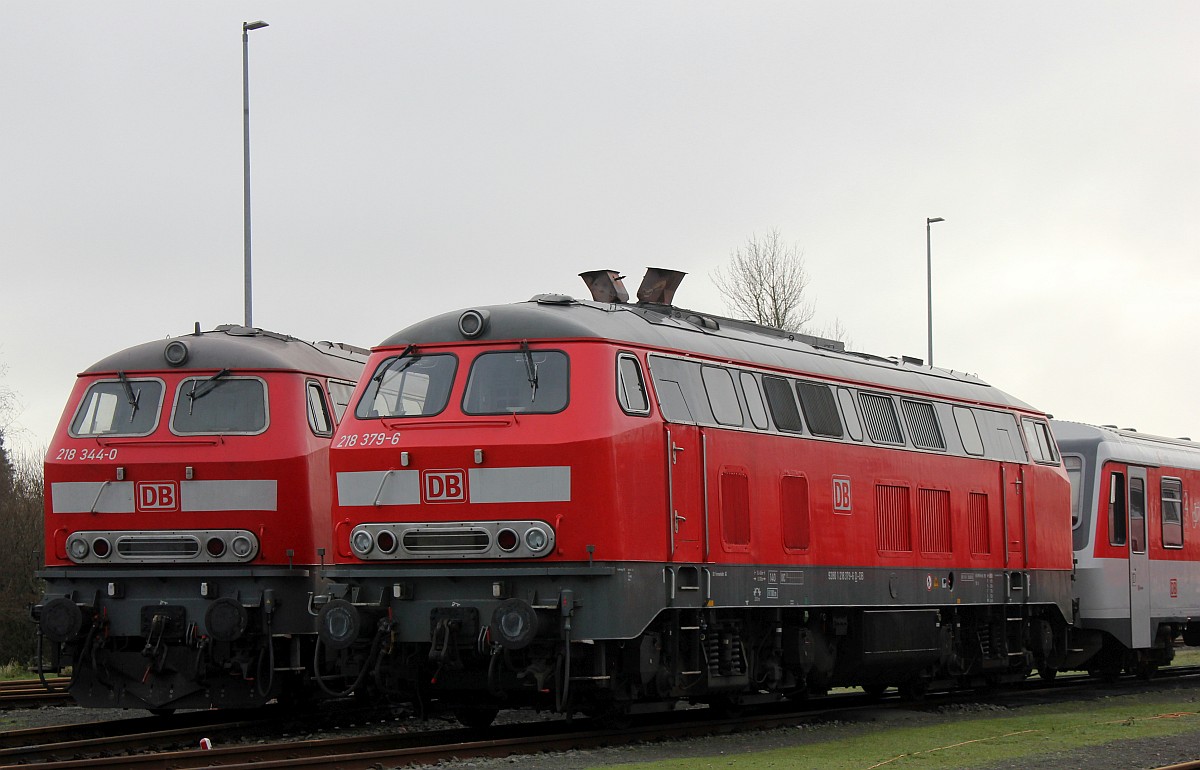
xmin=454 ymin=706 xmax=500 ymax=729
xmin=147 ymin=708 xmax=176 ymax=717
xmin=1038 ymin=668 xmax=1058 ymax=681
xmin=1135 ymin=662 xmax=1158 ymax=681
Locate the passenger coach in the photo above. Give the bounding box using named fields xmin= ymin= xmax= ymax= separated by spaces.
xmin=35 ymin=325 xmax=366 ymax=711
xmin=317 ymin=269 xmax=1075 ymax=722
xmin=1053 ymin=420 xmax=1200 ymax=678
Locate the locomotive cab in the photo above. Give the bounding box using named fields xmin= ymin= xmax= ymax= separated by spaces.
xmin=34 ymin=326 xmax=365 ymax=711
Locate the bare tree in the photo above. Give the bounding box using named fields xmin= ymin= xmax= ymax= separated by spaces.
xmin=712 ymin=230 xmax=816 ymax=332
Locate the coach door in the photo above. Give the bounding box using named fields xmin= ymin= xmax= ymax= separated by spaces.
xmin=666 ymin=425 xmax=705 ymax=563
xmin=1126 ymin=466 xmax=1151 ymax=647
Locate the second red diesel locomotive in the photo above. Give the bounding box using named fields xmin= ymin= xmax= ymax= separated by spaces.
xmin=315 ymin=269 xmax=1079 ymax=723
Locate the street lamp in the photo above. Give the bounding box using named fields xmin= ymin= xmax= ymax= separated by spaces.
xmin=925 ymin=216 xmax=944 ymax=367
xmin=242 ymin=20 xmax=268 ymax=328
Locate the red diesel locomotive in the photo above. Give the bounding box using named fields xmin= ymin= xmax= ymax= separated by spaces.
xmin=1053 ymin=420 xmax=1200 ymax=678
xmin=35 ymin=325 xmax=366 ymax=711
xmin=316 ymin=269 xmax=1076 ymax=722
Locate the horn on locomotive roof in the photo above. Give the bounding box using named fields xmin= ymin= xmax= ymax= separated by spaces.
xmin=579 ymin=270 xmax=630 ymax=304
xmin=637 ymin=267 xmax=686 ymax=305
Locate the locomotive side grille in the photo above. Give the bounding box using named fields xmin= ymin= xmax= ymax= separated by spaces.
xmin=402 ymin=528 xmax=491 ymax=553
xmin=902 ymin=400 xmax=946 ymax=450
xmin=860 ymin=393 xmax=903 ymax=444
xmin=116 ymin=535 xmax=200 ymax=558
xmin=968 ymin=492 xmax=991 ymax=555
xmin=918 ymin=488 xmax=952 ymax=553
xmin=876 ymin=483 xmax=912 ymax=552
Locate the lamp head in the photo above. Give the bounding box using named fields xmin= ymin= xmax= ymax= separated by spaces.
xmin=243 ymin=20 xmax=269 ymax=31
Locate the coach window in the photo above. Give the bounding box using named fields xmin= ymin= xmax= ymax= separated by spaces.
xmin=616 ymin=354 xmax=650 ymax=416
xmin=796 ymin=381 xmax=844 ymax=438
xmin=328 ymin=380 xmax=356 ymax=422
xmin=1063 ymin=455 xmax=1084 ymax=529
xmin=307 ymin=382 xmax=333 ymax=436
xmin=762 ymin=376 xmax=803 ymax=433
xmin=1108 ymin=471 xmax=1127 ymax=546
xmin=740 ymin=372 xmax=769 ymax=430
xmin=902 ymin=399 xmax=945 ymax=450
xmin=70 ymin=378 xmax=164 ymax=437
xmin=1022 ymin=418 xmax=1059 ymax=463
xmin=860 ymin=392 xmax=904 ymax=445
xmin=837 ymin=388 xmax=863 ymax=442
xmin=702 ymin=366 xmax=743 ymax=427
xmin=359 ymin=353 xmax=457 ymax=419
xmin=953 ymin=407 xmax=985 ymax=456
xmin=172 ymin=376 xmax=268 ymax=435
xmin=464 ymin=349 xmax=569 ymax=415
xmin=1129 ymin=477 xmax=1146 ymax=553
xmin=1162 ymin=478 xmax=1184 ymax=549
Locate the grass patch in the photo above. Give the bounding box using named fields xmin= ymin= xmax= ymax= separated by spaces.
xmin=599 ymin=691 xmax=1200 ymax=770
xmin=0 ymin=661 xmax=31 ymax=681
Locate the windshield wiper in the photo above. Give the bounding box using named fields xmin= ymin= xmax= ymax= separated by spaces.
xmin=187 ymin=369 xmax=231 ymax=414
xmin=373 ymin=345 xmax=418 ymax=383
xmin=117 ymin=371 xmax=141 ymax=423
xmin=520 ymin=340 xmax=538 ymax=402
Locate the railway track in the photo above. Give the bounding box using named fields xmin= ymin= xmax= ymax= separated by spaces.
xmin=0 ymin=678 xmax=71 ymax=709
xmin=7 ymin=666 xmax=1200 ymax=770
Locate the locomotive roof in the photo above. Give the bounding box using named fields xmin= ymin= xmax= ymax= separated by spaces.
xmin=83 ymin=325 xmax=368 ymax=380
xmin=380 ymin=296 xmax=1039 ymax=412
xmin=1051 ymin=420 xmax=1200 ymax=469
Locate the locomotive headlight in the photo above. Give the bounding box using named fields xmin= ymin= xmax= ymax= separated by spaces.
xmin=164 ymin=340 xmax=189 ymax=366
xmin=92 ymin=537 xmax=111 ymax=559
xmin=351 ymin=529 xmax=374 ymax=556
xmin=230 ymin=535 xmax=255 ymax=558
xmin=67 ymin=535 xmax=90 ymax=561
xmin=457 ymin=309 xmax=490 ymax=339
xmin=525 ymin=526 xmax=549 ymax=553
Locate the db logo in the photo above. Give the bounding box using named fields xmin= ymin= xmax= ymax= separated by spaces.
xmin=422 ymin=470 xmax=467 ymax=503
xmin=832 ymin=475 xmax=852 ymax=514
xmin=136 ymin=481 xmax=179 ymax=512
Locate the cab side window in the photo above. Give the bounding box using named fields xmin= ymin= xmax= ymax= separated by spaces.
xmin=617 ymin=354 xmax=650 ymax=416
xmin=307 ymin=381 xmax=333 ymax=437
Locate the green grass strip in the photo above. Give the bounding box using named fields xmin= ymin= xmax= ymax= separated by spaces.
xmin=598 ymin=693 xmax=1200 ymax=769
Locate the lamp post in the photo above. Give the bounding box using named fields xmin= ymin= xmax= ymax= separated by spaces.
xmin=242 ymin=20 xmax=268 ymax=328
xmin=925 ymin=216 xmax=944 ymax=367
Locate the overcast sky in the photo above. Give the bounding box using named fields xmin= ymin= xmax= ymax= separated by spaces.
xmin=2 ymin=2 xmax=1198 ymax=456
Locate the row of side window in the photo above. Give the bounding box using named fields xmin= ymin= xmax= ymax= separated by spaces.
xmin=1106 ymin=470 xmax=1184 ymax=550
xmin=617 ymin=351 xmax=1052 ymax=465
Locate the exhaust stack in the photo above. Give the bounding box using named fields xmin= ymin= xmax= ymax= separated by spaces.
xmin=578 ymin=270 xmax=629 ymax=303
xmin=636 ymin=267 xmax=686 ymax=305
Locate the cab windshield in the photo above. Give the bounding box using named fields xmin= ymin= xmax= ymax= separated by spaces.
xmin=462 ymin=349 xmax=569 ymax=414
xmin=171 ymin=376 xmax=268 ymax=434
xmin=70 ymin=378 xmax=163 ymax=437
xmin=356 ymin=353 xmax=457 ymax=419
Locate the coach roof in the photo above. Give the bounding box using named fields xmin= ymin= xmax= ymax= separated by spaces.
xmin=379 ymin=296 xmax=1038 ymax=412
xmin=83 ymin=325 xmax=367 ymax=380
